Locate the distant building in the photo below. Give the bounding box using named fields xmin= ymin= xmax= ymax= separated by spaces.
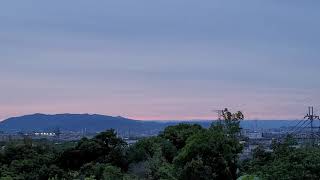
xmin=247 ymin=132 xmax=263 ymax=139
xmin=34 ymin=132 xmax=56 ymax=137
xmin=242 ymin=129 xmax=263 ymax=139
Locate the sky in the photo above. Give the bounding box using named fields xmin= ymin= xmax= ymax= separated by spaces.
xmin=1 ymin=0 xmax=320 ymax=120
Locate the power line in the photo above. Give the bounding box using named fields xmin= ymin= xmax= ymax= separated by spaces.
xmin=289 ymin=120 xmax=312 ymax=137
xmin=287 ymin=107 xmax=320 ymax=146
xmin=287 ymin=119 xmax=308 ymax=134
xmin=289 ymin=120 xmax=309 ymax=135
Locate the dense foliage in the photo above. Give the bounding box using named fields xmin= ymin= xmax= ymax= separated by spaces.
xmin=2 ymin=109 xmax=320 ymax=179
xmin=241 ymin=137 xmax=320 ymax=180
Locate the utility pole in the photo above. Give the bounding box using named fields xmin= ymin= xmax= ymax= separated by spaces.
xmin=304 ymin=106 xmax=320 ymax=146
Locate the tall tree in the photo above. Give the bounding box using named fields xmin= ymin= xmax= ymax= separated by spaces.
xmin=160 ymin=124 xmax=203 ymax=150
xmin=174 ymin=108 xmax=244 ymax=180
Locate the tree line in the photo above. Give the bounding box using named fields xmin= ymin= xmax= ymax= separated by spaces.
xmin=1 ymin=109 xmax=320 ymax=180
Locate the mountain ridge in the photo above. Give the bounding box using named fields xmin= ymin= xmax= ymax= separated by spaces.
xmin=0 ymin=113 xmax=151 ymax=132
xmin=0 ymin=113 xmax=300 ymax=133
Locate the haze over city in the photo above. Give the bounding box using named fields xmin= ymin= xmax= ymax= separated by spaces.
xmin=1 ymin=0 xmax=320 ymax=120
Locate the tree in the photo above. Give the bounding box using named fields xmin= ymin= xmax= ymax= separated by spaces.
xmin=102 ymin=164 xmax=123 ymax=180
xmin=174 ymin=109 xmax=244 ymax=180
xmin=214 ymin=108 xmax=244 ymax=137
xmin=0 ymin=140 xmax=58 ymax=180
xmin=127 ymin=137 xmax=177 ymax=163
xmin=174 ymin=129 xmax=242 ymax=180
xmin=127 ymin=137 xmax=177 ymax=179
xmin=180 ymin=158 xmax=213 ymax=180
xmin=144 ymin=144 xmax=176 ymax=180
xmin=160 ymin=124 xmax=203 ymax=150
xmin=242 ymin=139 xmax=320 ymax=179
xmin=58 ymin=129 xmax=128 ymax=170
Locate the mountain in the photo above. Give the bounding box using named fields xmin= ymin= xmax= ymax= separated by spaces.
xmin=0 ymin=113 xmax=162 ymax=132
xmin=0 ymin=113 xmax=301 ymax=133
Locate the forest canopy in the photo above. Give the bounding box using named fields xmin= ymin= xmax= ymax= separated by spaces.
xmin=1 ymin=109 xmax=320 ymax=180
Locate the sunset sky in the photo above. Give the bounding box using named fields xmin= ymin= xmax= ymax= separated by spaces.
xmin=1 ymin=0 xmax=320 ymax=120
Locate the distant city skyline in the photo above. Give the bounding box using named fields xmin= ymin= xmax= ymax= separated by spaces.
xmin=1 ymin=1 xmax=320 ymax=120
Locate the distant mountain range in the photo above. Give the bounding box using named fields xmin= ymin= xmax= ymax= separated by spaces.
xmin=0 ymin=114 xmax=162 ymax=132
xmin=0 ymin=113 xmax=300 ymax=133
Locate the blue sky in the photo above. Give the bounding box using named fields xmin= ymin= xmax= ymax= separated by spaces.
xmin=1 ymin=0 xmax=320 ymax=120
